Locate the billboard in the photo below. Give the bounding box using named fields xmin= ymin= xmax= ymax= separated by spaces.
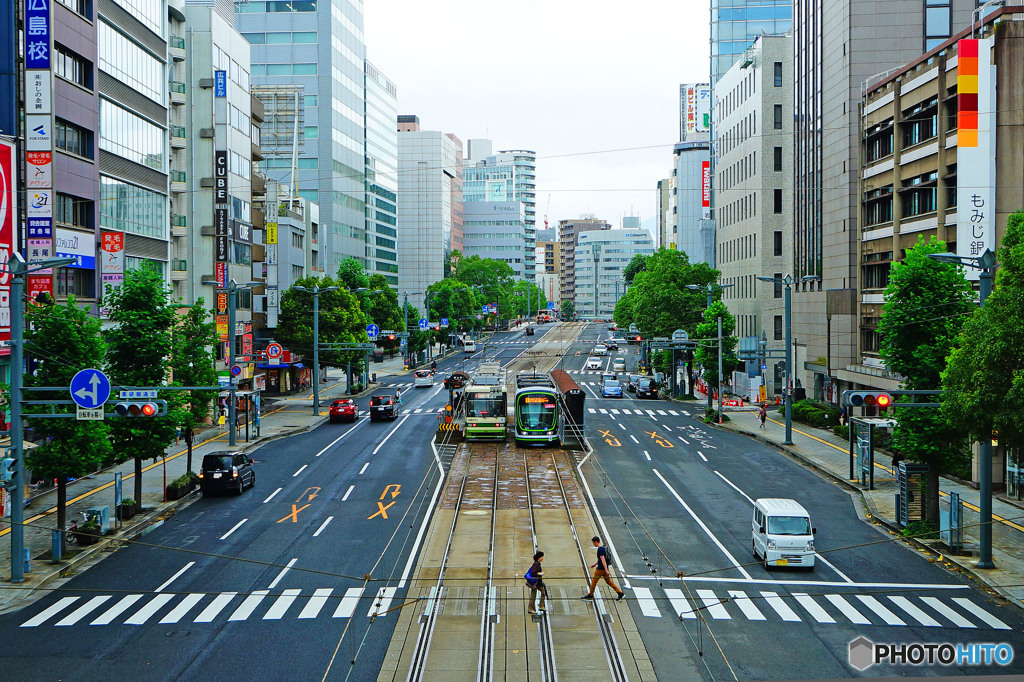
xmin=701 ymin=161 xmax=711 ymax=219
xmin=0 ymin=138 xmax=15 ymax=344
xmin=681 ymin=83 xmax=711 ymax=140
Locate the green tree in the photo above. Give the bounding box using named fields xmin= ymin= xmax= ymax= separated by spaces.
xmin=616 ymin=248 xmax=718 ymax=337
xmin=363 ymin=274 xmax=403 ymax=354
xmin=403 ymin=303 xmax=428 ymax=355
xmin=506 ymin=280 xmax=546 ymax=319
xmin=879 ymin=236 xmax=976 ymax=523
xmin=24 ymin=297 xmax=112 ymax=551
xmin=622 ymin=253 xmax=649 ymax=284
xmin=693 ymin=300 xmax=739 ymax=412
xmin=426 ymin=278 xmax=477 ymax=343
xmin=105 ymin=267 xmax=179 ymax=504
xmin=452 ymin=255 xmax=514 ymax=290
xmin=336 ymin=257 xmax=370 ymax=291
xmin=944 ymin=210 xmax=1024 ymax=486
xmin=277 ymin=276 xmax=368 ymax=368
xmin=561 ymin=299 xmax=575 ymax=320
xmin=445 ymin=249 xmax=462 ymax=279
xmin=171 ymin=300 xmax=218 ymax=475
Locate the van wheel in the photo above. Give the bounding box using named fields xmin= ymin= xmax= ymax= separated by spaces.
xmin=752 ymin=541 xmax=758 ymax=560
xmin=764 ymin=555 xmax=772 ymax=571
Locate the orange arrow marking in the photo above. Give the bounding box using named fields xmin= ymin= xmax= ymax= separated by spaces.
xmin=380 ymin=484 xmax=401 ymax=500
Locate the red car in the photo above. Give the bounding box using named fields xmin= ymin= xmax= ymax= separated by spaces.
xmin=329 ymin=398 xmax=359 ymax=423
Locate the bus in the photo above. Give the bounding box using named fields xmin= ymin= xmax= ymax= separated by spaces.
xmin=464 ymin=362 xmax=507 ymax=440
xmin=513 ymin=374 xmax=560 ymax=446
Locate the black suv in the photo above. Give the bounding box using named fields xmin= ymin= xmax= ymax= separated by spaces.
xmin=635 ymin=377 xmax=659 ymax=399
xmin=369 ymin=394 xmax=400 ymax=421
xmin=200 ymin=451 xmax=255 ymax=496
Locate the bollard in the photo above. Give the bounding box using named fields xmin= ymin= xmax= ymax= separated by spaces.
xmin=52 ymin=529 xmax=62 ymax=563
xmin=24 ymin=547 xmax=31 ymax=573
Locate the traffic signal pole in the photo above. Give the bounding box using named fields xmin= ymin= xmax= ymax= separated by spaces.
xmin=9 ymin=258 xmax=25 ymax=583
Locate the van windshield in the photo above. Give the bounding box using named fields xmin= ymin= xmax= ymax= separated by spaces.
xmin=767 ymin=516 xmax=812 ymax=536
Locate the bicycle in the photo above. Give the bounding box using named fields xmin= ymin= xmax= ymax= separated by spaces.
xmin=63 ymin=519 xmax=79 ymax=545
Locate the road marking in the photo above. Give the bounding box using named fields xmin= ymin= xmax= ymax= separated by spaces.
xmin=220 ymin=518 xmax=248 ymax=540
xmin=611 ymin=408 xmax=620 ymax=415
xmin=888 ymin=596 xmax=941 ymax=626
xmin=656 ymin=410 xmax=667 ymax=416
xmin=618 ymin=423 xmax=626 ymax=431
xmin=55 ymin=596 xmax=111 ymax=626
xmin=359 ymin=463 xmax=369 ymax=475
xmin=815 ymin=553 xmax=854 ymax=584
xmin=727 ymin=590 xmax=765 ymax=621
xmin=299 ymin=588 xmax=334 ymax=619
xmin=632 ymin=587 xmax=661 ymax=617
xmin=713 ymin=471 xmax=754 ymax=505
xmin=588 ymin=408 xmax=596 ymax=414
xmin=952 ymin=598 xmax=1011 ymax=629
xmin=698 ymin=453 xmax=708 ymax=462
xmin=669 ymin=410 xmax=679 ymax=416
xmin=159 ymin=594 xmax=204 ymax=624
xmin=629 ymin=435 xmax=639 ymax=444
xmin=856 ymin=595 xmax=905 ymax=625
xmin=695 ymin=589 xmax=731 ymax=619
xmin=372 ymin=414 xmax=410 ymax=455
xmin=342 ymin=485 xmax=355 ymax=501
xmin=368 ymin=500 xmax=396 ymax=520
xmin=314 ymin=419 xmax=367 ymax=457
xmin=760 ymin=591 xmax=801 ymax=621
xmin=268 ymin=558 xmax=298 ymax=589
xmin=313 ymin=516 xmax=334 ymax=537
xmin=643 ymin=450 xmax=651 ymax=461
xmin=334 ymin=588 xmax=363 ymax=618
xmin=277 ymin=503 xmax=311 ymax=523
xmin=921 ymin=597 xmax=975 ymax=628
xmin=90 ymin=595 xmax=143 ymax=625
xmin=194 ymin=593 xmax=236 ymax=623
xmin=414 ymin=408 xmax=423 ymax=413
xmin=264 ymin=589 xmax=302 ymax=620
xmin=653 ymin=469 xmax=751 ymax=580
xmin=369 ymin=587 xmax=399 ymax=617
xmin=155 ymin=562 xmax=195 ymax=592
xmin=263 ymin=487 xmax=283 ymax=504
xmin=124 ymin=594 xmax=174 ymax=625
xmin=793 ymin=593 xmax=835 ymax=623
xmin=293 ymin=464 xmax=308 ymax=477
xmin=678 ymin=436 xmax=689 ymax=444
xmin=599 ymin=408 xmax=607 ymax=414
xmin=825 ymin=594 xmax=871 ymax=624
xmin=228 ymin=590 xmax=268 ymax=621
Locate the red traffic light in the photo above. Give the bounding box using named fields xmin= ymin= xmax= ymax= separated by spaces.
xmin=115 ymin=401 xmax=159 ymax=417
xmin=875 ymin=393 xmax=891 ymax=408
xmin=635 ymin=335 xmax=641 ymax=342
xmin=388 ymin=334 xmax=395 ymax=341
xmin=140 ymin=402 xmax=157 ymax=416
xmin=848 ymin=391 xmax=892 ymax=409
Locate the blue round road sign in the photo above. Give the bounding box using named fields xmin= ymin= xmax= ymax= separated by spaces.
xmin=230 ymin=365 xmax=242 ymax=376
xmin=70 ymin=368 xmax=111 ymax=409
xmin=418 ymin=318 xmax=428 ymax=330
xmin=366 ymin=323 xmax=380 ymax=338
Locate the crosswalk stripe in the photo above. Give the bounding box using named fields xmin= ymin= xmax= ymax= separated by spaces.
xmin=727 ymin=590 xmax=766 ymax=621
xmin=664 ymin=588 xmax=696 ymax=619
xmin=124 ymin=594 xmax=174 ymax=625
xmin=920 ymin=596 xmax=975 ymax=628
xmin=20 ymin=597 xmax=79 ymax=627
xmin=228 ymin=590 xmax=268 ymax=621
xmin=825 ymin=594 xmax=871 ymax=625
xmin=159 ymin=594 xmax=204 ymax=624
xmin=55 ymin=596 xmax=111 ymax=626
xmin=414 ymin=408 xmax=423 ymax=413
xmin=793 ymin=593 xmax=835 ymax=623
xmin=632 ymin=587 xmax=661 ymax=617
xmin=299 ymin=588 xmax=334 ymax=619
xmin=696 ymin=589 xmax=731 ymax=619
xmin=264 ymin=589 xmax=301 ymax=620
xmin=656 ymin=410 xmax=667 ymax=415
xmin=856 ymin=595 xmax=905 ymax=625
xmin=888 ymin=596 xmax=941 ymax=626
xmin=760 ymin=591 xmax=801 ymax=622
xmin=588 ymin=408 xmax=596 ymax=413
xmin=610 ymin=409 xmax=620 ymax=414
xmin=334 ymin=587 xmax=363 ymax=618
xmin=952 ymin=598 xmax=1012 ymax=629
xmin=599 ymin=408 xmax=608 ymax=414
xmin=668 ymin=410 xmax=679 ymax=416
xmin=194 ymin=593 xmax=236 ymax=623
xmin=90 ymin=595 xmax=143 ymax=625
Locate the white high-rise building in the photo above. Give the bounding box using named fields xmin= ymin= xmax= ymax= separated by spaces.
xmin=574 ymin=229 xmax=655 ymax=319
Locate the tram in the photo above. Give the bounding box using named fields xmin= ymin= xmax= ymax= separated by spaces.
xmin=464 ymin=362 xmax=508 ymax=440
xmin=513 ymin=373 xmax=560 ymax=446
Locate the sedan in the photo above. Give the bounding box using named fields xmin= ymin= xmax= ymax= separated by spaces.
xmin=414 ymin=369 xmax=435 ymax=387
xmin=612 ymin=357 xmax=626 ymax=372
xmin=585 ymin=356 xmax=603 ymax=370
xmin=627 ymin=374 xmax=644 ymax=393
xmin=636 ymin=378 xmax=659 ymax=399
xmin=602 ymin=380 xmax=623 ymax=398
xmin=605 ymin=339 xmax=618 ymax=351
xmin=329 ymin=398 xmax=359 ymax=423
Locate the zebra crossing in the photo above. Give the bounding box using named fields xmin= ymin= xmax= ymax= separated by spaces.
xmin=19 ymin=585 xmax=399 ymax=628
xmin=588 ymin=407 xmax=688 ymax=417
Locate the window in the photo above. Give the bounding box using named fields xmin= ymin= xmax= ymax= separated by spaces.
xmin=773 ymin=61 xmax=783 ymax=87
xmin=866 ymin=130 xmax=893 ymax=162
xmin=902 ymin=114 xmax=937 ymax=146
xmin=56 ymin=0 xmax=91 ymax=17
xmin=291 ymin=264 xmax=304 ymax=280
xmin=54 ymin=45 xmax=92 ymax=89
xmin=100 ymin=175 xmax=167 ymax=239
xmin=774 ymin=315 xmax=783 ymax=341
xmin=292 ymin=231 xmax=304 ymax=249
xmin=56 ymin=267 xmax=95 ymax=298
xmin=862 ymin=262 xmax=891 ymax=289
xmin=773 ymin=189 xmax=783 ymax=214
xmin=773 ymin=274 xmax=783 ymax=299
xmin=773 ymin=146 xmax=782 ymax=171
xmin=304 ymin=94 xmax=318 ymax=107
xmin=56 ymin=193 xmax=92 ymax=229
xmin=98 ymin=22 xmax=164 ymax=104
xmin=304 ymin=126 xmax=318 ymax=139
xmin=55 ymin=118 xmax=94 ymax=159
xmin=773 ymin=231 xmax=783 ymax=256
xmin=773 ymin=105 xmax=783 ymax=130
xmin=100 ymin=99 xmax=164 ymax=170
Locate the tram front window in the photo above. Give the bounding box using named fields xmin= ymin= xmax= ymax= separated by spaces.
xmin=467 ymin=398 xmax=505 ymax=418
xmin=519 ymin=396 xmax=556 ymax=430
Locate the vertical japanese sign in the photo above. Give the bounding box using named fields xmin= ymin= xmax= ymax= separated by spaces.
xmin=957 ymin=37 xmax=996 ymax=279
xmin=214 ymin=70 xmax=228 ymax=285
xmin=24 ymin=0 xmax=54 ymax=293
xmin=0 ymin=0 xmax=16 ymax=136
xmin=216 ymin=289 xmax=228 ymax=341
xmin=100 ymin=231 xmax=124 ymax=316
xmin=0 ymin=138 xmax=16 ymax=349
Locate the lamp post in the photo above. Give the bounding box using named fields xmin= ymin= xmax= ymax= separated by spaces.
xmin=686 ymin=283 xmax=734 ymax=413
xmin=292 ymin=284 xmax=339 ymax=415
xmin=926 ymin=248 xmax=997 ymax=568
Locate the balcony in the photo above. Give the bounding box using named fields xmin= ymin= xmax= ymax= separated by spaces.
xmin=170 ymin=124 xmax=186 ymax=148
xmin=169 ymin=80 xmax=186 ymax=105
xmin=171 ymin=213 xmax=186 ymax=228
xmin=170 ymin=169 xmax=186 ymax=193
xmin=170 ymin=259 xmax=187 ymax=280
xmin=169 ymin=35 xmax=185 ymax=61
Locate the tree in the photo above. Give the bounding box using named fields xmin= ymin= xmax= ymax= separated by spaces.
xmin=452 ymin=255 xmax=514 ymax=290
xmin=403 ymin=303 xmax=428 ymax=355
xmin=622 ymin=253 xmax=649 ymax=284
xmin=105 ymin=267 xmax=179 ymax=504
xmin=426 ymin=278 xmax=477 ymax=342
xmin=445 ymin=249 xmax=462 ymax=279
xmin=336 ymin=257 xmax=370 ymax=291
xmin=171 ymin=300 xmax=218 ymax=475
xmin=944 ymin=210 xmax=1024 ymax=487
xmin=277 ymin=276 xmax=368 ymax=368
xmin=506 ymin=280 xmax=547 ymax=318
xmin=615 ymin=248 xmax=718 ymax=338
xmin=24 ymin=297 xmax=112 ymax=552
xmin=363 ymin=274 xmax=403 ymax=354
xmin=561 ymin=299 xmax=575 ymax=320
xmin=879 ymin=236 xmax=976 ymax=524
xmin=693 ymin=300 xmax=739 ymax=413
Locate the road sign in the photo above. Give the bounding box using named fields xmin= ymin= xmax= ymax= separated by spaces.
xmin=419 ymin=318 xmax=428 ymax=330
xmin=76 ymin=407 xmax=103 ymax=421
xmin=266 ymin=342 xmax=283 ymax=359
xmin=761 ymin=364 xmax=768 ymax=370
xmin=481 ymin=305 xmax=488 ymax=313
xmin=230 ymin=365 xmax=242 ymax=376
xmin=119 ymin=389 xmax=157 ymax=399
xmin=476 ymin=314 xmax=483 ymax=320
xmin=440 ymin=317 xmax=449 ymax=327
xmin=70 ymin=369 xmax=111 ymax=409
xmin=365 ymin=324 xmax=380 ymax=339
xmin=629 ymin=324 xmax=638 ymax=333
xmin=672 ymin=329 xmax=689 ymax=341
xmin=547 ymin=302 xmax=555 ymax=310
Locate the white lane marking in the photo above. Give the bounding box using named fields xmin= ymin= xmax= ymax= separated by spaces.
xmin=263 ymin=589 xmax=302 ymax=620
xmin=263 ymin=487 xmax=283 ymax=504
xmin=359 ymin=463 xmax=369 ymax=475
xmin=159 ymin=594 xmax=205 ymax=624
xmin=825 ymin=594 xmax=871 ymax=625
xmin=951 ymin=598 xmax=1011 ymax=629
xmin=815 ymin=553 xmax=854 ymax=584
xmin=90 ymin=595 xmax=143 ymax=625
xmin=21 ymin=597 xmax=79 ymax=627
xmin=583 ymin=383 xmax=600 ymax=399
xmin=713 ymin=471 xmax=754 ymax=505
xmin=342 ymin=484 xmax=356 ymax=501
xmin=268 ymin=558 xmax=298 ymax=590
xmin=55 ymin=596 xmax=111 ymax=626
xmin=293 ymin=464 xmax=308 ymax=477
xmin=610 ymin=414 xmax=617 ymax=421
xmin=618 ymin=423 xmax=627 ymax=431
xmin=920 ymin=597 xmax=975 ymax=628
xmin=314 ymin=418 xmax=367 ymax=457
xmin=727 ymin=590 xmax=766 ymax=621
xmin=888 ymin=596 xmax=941 ymax=626
xmin=220 ymin=518 xmax=248 ymax=540
xmin=643 ymin=450 xmax=651 ymax=461
xmin=678 ymin=436 xmax=689 ymax=444
xmin=372 ymin=414 xmax=410 ymax=455
xmin=629 ymin=435 xmax=639 ymax=444
xmin=698 ymin=453 xmax=708 ymax=462
xmin=228 ymin=590 xmax=268 ymax=621
xmin=626 ymin=575 xmax=971 ymax=589
xmin=645 ymin=410 xmax=655 ymax=416
xmin=299 ymin=588 xmax=334 ymax=619
xmin=588 ymin=408 xmax=596 ymax=414
xmin=155 ymin=562 xmax=195 ymax=592
xmin=313 ymin=516 xmax=334 ymax=537
xmin=611 ymin=408 xmax=620 ymax=415
xmin=599 ymin=408 xmax=608 ymax=414
xmin=124 ymin=594 xmax=175 ymax=625
xmin=696 ymin=589 xmax=731 ymax=619
xmin=414 ymin=408 xmax=423 ymax=414
xmin=856 ymin=595 xmax=905 ymax=625
xmin=632 ymin=587 xmax=661 ymax=617
xmin=397 ymin=439 xmax=448 ymax=589
xmin=653 ymin=470 xmax=752 ymax=579
xmin=793 ymin=593 xmax=835 ymax=623
xmin=334 ymin=587 xmax=364 ymax=618
xmin=760 ymin=591 xmax=801 ymax=621
xmin=665 ymin=589 xmax=697 ymax=619
xmin=369 ymin=587 xmax=399 ymax=617
xmin=194 ymin=593 xmax=236 ymax=623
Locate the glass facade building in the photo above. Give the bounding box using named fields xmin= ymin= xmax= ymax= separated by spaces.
xmin=710 ymin=0 xmax=792 ymax=84
xmin=364 ymin=61 xmax=399 ymax=285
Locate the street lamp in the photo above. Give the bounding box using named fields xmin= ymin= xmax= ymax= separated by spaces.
xmin=926 ymin=247 xmax=997 ymax=569
xmin=292 ymin=284 xmax=339 ymax=414
xmin=756 ymin=274 xmax=819 ymax=445
xmin=687 ymin=282 xmax=735 ymax=413
xmin=7 ymin=253 xmax=76 ymax=584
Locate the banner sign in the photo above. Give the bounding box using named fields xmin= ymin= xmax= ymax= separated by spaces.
xmin=701 ymin=161 xmax=711 ymax=219
xmin=0 ymin=138 xmax=15 ymax=345
xmin=214 ymin=150 xmax=228 ymax=203
xmin=24 ymin=0 xmax=51 ymax=70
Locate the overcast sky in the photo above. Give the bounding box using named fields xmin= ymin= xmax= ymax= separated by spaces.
xmin=364 ymin=1 xmax=710 ymax=235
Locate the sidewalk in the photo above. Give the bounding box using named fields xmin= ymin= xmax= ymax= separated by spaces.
xmin=699 ymin=401 xmax=1024 ymax=610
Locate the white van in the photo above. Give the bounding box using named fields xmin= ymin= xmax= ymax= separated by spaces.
xmin=463 ymin=340 xmax=477 ymax=354
xmin=751 ymin=498 xmax=816 ymax=570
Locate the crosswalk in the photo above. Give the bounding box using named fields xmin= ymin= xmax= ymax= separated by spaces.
xmin=588 ymin=407 xmax=688 ymax=417
xmin=20 ymin=586 xmax=398 ymax=628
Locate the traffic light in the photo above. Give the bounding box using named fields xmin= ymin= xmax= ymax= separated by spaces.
xmin=388 ymin=334 xmax=395 ymax=341
xmin=848 ymin=392 xmax=892 ymax=409
xmin=635 ymin=335 xmax=642 ymax=343
xmin=1 ymin=457 xmax=15 ymax=483
xmin=114 ymin=401 xmax=158 ymax=417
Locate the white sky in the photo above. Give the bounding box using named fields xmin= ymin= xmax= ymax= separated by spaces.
xmin=364 ymin=0 xmax=710 ymax=234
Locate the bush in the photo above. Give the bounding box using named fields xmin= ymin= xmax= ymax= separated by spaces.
xmin=833 ymin=424 xmax=849 ymax=440
xmin=902 ymin=520 xmax=939 ymax=540
xmin=787 ymin=399 xmax=841 ymax=429
xmin=166 ymin=472 xmax=199 ymax=500
xmin=76 ymin=520 xmax=102 ymax=545
xmin=704 ymin=408 xmax=731 ymax=424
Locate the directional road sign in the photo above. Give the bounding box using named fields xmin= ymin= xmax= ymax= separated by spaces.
xmin=672 ymin=329 xmax=689 ymax=341
xmin=761 ymin=364 xmax=768 ymax=370
xmin=440 ymin=317 xmax=449 ymax=327
xmin=365 ymin=323 xmax=380 ymax=339
xmin=70 ymin=369 xmax=111 ymax=409
xmin=547 ymin=302 xmax=555 ymax=310
xmin=419 ymin=318 xmax=428 ymax=330
xmin=481 ymin=305 xmax=488 ymax=313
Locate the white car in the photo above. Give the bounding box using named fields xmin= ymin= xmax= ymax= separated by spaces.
xmin=585 ymin=356 xmax=603 ymax=370
xmin=612 ymin=357 xmax=626 ymax=372
xmin=593 ymin=344 xmax=608 ymax=356
xmin=413 ymin=369 xmax=434 ymax=387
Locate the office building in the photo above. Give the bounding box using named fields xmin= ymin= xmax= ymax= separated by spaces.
xmin=574 ymin=229 xmax=655 ymax=319
xmin=364 ymin=61 xmax=399 ymax=286
xmin=535 ymin=229 xmax=560 ymax=306
xmin=656 ymin=178 xmax=672 ymax=248
xmin=710 ymin=0 xmax=792 ymax=84
xmin=462 ymin=201 xmax=526 ymax=278
xmin=558 ymin=217 xmax=611 ymax=306
xmin=673 ymin=141 xmax=714 ymax=266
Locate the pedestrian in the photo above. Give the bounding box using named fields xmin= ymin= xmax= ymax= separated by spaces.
xmin=840 ymin=405 xmax=848 ymax=427
xmin=581 ymin=536 xmax=624 ymax=601
xmin=525 ymin=550 xmax=547 ymax=614
xmin=891 ymin=451 xmax=905 ymax=472
xmin=758 ymin=402 xmax=767 ymax=429
xmin=395 ymin=387 xmax=403 ymax=405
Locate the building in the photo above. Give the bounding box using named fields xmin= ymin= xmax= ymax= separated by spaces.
xmin=574 ymin=229 xmax=655 ymax=319
xmin=656 ymin=178 xmax=672 ymax=248
xmin=710 ymin=0 xmax=792 ymax=84
xmin=534 ymin=229 xmax=560 ymax=306
xmin=713 ymin=34 xmax=793 ymax=395
xmin=396 ymin=116 xmax=463 ymax=309
xmin=364 ymin=61 xmax=399 ymax=286
xmin=558 ymin=217 xmax=611 ymax=307
xmin=673 ymin=141 xmax=714 ymax=266
xmin=792 ymin=0 xmax=979 ymax=400
xmin=680 ymin=83 xmax=711 ymax=142
xmin=462 ymin=201 xmax=526 ymax=278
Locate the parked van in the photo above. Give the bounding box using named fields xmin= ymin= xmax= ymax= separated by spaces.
xmin=751 ymin=498 xmax=816 ymax=570
xmin=463 ymin=340 xmax=477 ymax=354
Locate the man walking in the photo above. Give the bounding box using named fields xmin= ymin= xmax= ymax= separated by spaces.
xmin=581 ymin=536 xmax=624 ymax=601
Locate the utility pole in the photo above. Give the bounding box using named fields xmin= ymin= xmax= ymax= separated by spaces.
xmin=783 ymin=277 xmax=793 ymax=445
xmin=227 ymin=285 xmax=237 ymax=443
xmin=717 ymin=316 xmax=723 ymax=423
xmin=402 ymin=291 xmax=409 ymax=368
xmin=291 ymin=283 xmax=338 ymax=414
